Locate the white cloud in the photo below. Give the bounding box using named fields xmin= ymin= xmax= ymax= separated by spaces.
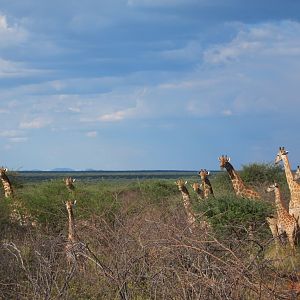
xmin=222 ymin=109 xmax=233 ymax=116
xmin=127 ymin=0 xmax=200 ymax=6
xmin=203 ymin=21 xmax=300 ymax=64
xmin=19 ymin=117 xmax=52 ymax=129
xmin=159 ymin=41 xmax=202 ymax=61
xmin=99 ymin=110 xmax=131 ymax=122
xmin=0 ymin=14 xmax=28 ymax=48
xmin=0 ymin=108 xmax=9 ymax=113
xmin=86 ymin=131 xmax=97 ymax=138
xmin=0 ymin=130 xmax=23 ymax=138
xmin=9 ymin=137 xmax=28 ymax=143
xmin=98 ymin=100 xmax=144 ymax=122
xmin=0 ymin=58 xmax=42 ymax=78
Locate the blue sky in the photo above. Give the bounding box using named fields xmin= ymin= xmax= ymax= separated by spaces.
xmin=1 ymin=0 xmax=300 ymax=170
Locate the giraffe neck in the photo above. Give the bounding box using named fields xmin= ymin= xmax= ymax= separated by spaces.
xmin=224 ymin=162 xmax=245 ymax=194
xmin=201 ymin=178 xmax=213 ymax=196
xmin=0 ymin=176 xmax=13 ymax=197
xmin=180 ymin=187 xmax=191 ymax=207
xmin=274 ymin=187 xmax=289 ymax=218
xmin=179 ymin=187 xmax=196 ymax=227
xmin=67 ymin=208 xmax=76 ymax=242
xmin=282 ymin=155 xmax=296 ymax=190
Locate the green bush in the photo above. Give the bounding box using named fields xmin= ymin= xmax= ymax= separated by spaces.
xmin=240 ymin=162 xmax=285 ymax=185
xmin=210 ymin=171 xmax=234 ymax=196
xmin=196 ymin=195 xmax=274 ymax=235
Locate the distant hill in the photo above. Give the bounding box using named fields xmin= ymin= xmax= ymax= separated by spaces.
xmin=50 ymin=168 xmax=75 ymax=172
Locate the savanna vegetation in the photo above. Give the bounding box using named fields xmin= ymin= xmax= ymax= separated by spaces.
xmin=0 ymin=163 xmax=299 ymax=299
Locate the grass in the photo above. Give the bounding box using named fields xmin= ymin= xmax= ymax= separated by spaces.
xmin=0 ymin=165 xmax=298 ymax=299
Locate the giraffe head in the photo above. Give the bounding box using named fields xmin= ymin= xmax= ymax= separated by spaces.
xmin=275 ymin=146 xmax=289 ymax=164
xmin=175 ymin=179 xmax=187 ymax=191
xmin=198 ymin=169 xmax=210 ymax=180
xmin=191 ymin=182 xmax=201 ymax=191
xmin=0 ymin=167 xmax=8 ymax=177
xmin=218 ymin=155 xmax=230 ymax=169
xmin=64 ymin=177 xmax=76 ymax=185
xmin=294 ymin=166 xmax=300 ymax=181
xmin=266 ymin=182 xmax=279 ymax=193
xmin=65 ymin=199 xmax=77 ymax=211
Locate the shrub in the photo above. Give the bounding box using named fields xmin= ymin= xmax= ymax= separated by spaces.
xmin=240 ymin=162 xmax=285 ymax=186
xmin=210 ymin=171 xmax=234 ymax=196
xmin=196 ymin=195 xmax=274 ymax=236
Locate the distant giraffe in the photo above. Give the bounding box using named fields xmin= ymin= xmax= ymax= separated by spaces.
xmin=175 ymin=179 xmax=196 ymax=232
xmin=0 ymin=168 xmax=35 ymax=226
xmin=64 ymin=177 xmax=76 ymax=193
xmin=190 ymin=182 xmax=204 ymax=200
xmin=198 ymin=169 xmax=214 ymax=198
xmin=0 ymin=167 xmax=13 ymax=198
xmin=275 ymin=147 xmax=300 ymax=225
xmin=294 ymin=165 xmax=300 ymax=181
xmin=218 ymin=155 xmax=260 ymax=200
xmin=266 ymin=183 xmax=297 ymax=251
xmin=65 ymin=200 xmax=86 ymax=269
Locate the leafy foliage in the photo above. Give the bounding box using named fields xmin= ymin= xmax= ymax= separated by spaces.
xmin=196 ymin=195 xmax=274 ymax=235
xmin=240 ymin=162 xmax=285 ymax=185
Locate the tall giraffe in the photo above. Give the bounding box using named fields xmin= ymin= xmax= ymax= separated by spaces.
xmin=294 ymin=165 xmax=300 ymax=181
xmin=275 ymin=147 xmax=300 ymax=225
xmin=190 ymin=182 xmax=204 ymax=200
xmin=65 ymin=200 xmax=86 ymax=268
xmin=175 ymin=179 xmax=196 ymax=232
xmin=198 ymin=169 xmax=214 ymax=198
xmin=64 ymin=177 xmax=76 ymax=193
xmin=218 ymin=155 xmax=261 ymax=200
xmin=266 ymin=183 xmax=297 ymax=251
xmin=0 ymin=167 xmax=13 ymax=198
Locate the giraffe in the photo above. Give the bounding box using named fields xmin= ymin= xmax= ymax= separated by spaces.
xmin=64 ymin=177 xmax=76 ymax=193
xmin=65 ymin=200 xmax=86 ymax=269
xmin=175 ymin=179 xmax=196 ymax=232
xmin=275 ymin=147 xmax=300 ymax=225
xmin=0 ymin=167 xmax=13 ymax=198
xmin=218 ymin=155 xmax=261 ymax=200
xmin=266 ymin=183 xmax=297 ymax=251
xmin=190 ymin=182 xmax=204 ymax=200
xmin=198 ymin=169 xmax=214 ymax=198
xmin=294 ymin=165 xmax=300 ymax=181
xmin=0 ymin=167 xmax=35 ymax=225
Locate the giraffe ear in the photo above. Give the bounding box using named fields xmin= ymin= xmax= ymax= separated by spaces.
xmin=207 ymin=171 xmax=210 ymax=175
xmin=4 ymin=168 xmax=8 ymax=172
xmin=185 ymin=181 xmax=188 ymax=185
xmin=72 ymin=179 xmax=76 ymax=182
xmin=227 ymin=157 xmax=230 ymax=162
xmin=73 ymin=200 xmax=77 ymax=207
